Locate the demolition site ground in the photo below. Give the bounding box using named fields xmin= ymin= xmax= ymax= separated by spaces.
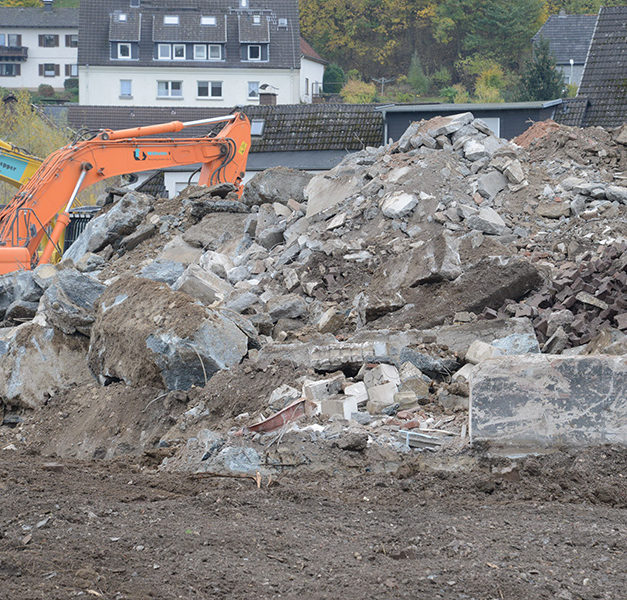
xmin=0 ymin=447 xmax=625 ymax=600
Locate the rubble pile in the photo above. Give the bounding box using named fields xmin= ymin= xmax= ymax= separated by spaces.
xmin=0 ymin=113 xmax=625 ymax=471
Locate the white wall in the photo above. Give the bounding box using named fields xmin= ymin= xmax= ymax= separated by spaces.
xmin=79 ymin=65 xmax=300 ymax=106
xmin=0 ymin=27 xmax=77 ymax=90
xmin=558 ymin=64 xmax=585 ymax=87
xmin=300 ymin=56 xmax=324 ymax=103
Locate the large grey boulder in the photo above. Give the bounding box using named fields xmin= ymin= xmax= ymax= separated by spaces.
xmin=0 ymin=322 xmax=93 ymax=409
xmin=88 ymin=277 xmax=249 ymax=390
xmin=62 ymin=191 xmax=153 ymax=263
xmin=470 ymin=355 xmax=627 ymax=447
xmin=39 ymin=269 xmax=106 ymax=336
xmin=242 ymin=167 xmax=313 ymax=207
xmin=0 ymin=270 xmax=45 ymax=321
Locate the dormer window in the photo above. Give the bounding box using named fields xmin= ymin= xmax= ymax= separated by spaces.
xmin=201 ymin=16 xmax=216 ymax=26
xmin=253 ymin=15 xmax=261 ymax=25
xmin=173 ymin=44 xmax=185 ymax=60
xmin=163 ymin=15 xmax=179 ymax=25
xmin=130 ymin=0 xmax=140 ymax=7
xmin=278 ymin=18 xmax=288 ymax=28
xmin=240 ymin=0 xmax=248 ymax=7
xmin=248 ymin=45 xmax=261 ymax=60
xmin=118 ymin=42 xmax=131 ymax=59
xmin=118 ymin=13 xmax=127 ymax=22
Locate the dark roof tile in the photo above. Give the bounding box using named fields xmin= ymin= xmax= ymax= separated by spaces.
xmin=578 ymin=7 xmax=627 ymax=128
xmin=533 ymin=14 xmax=597 ymax=64
xmin=67 ymin=104 xmax=384 ymax=153
xmin=0 ymin=6 xmax=78 ymax=28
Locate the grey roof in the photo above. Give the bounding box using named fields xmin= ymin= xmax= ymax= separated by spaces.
xmin=532 ymin=14 xmax=597 ymax=65
xmin=152 ymin=13 xmax=227 ymax=43
xmin=67 ymin=104 xmax=384 ymax=153
xmin=238 ymin=13 xmax=270 ymax=43
xmin=377 ymin=100 xmax=563 ymax=113
xmin=79 ymin=0 xmax=300 ymax=69
xmin=0 ymin=6 xmax=78 ymax=29
xmin=109 ymin=11 xmax=142 ymax=42
xmin=553 ymin=97 xmax=589 ymax=127
xmin=577 ymin=6 xmax=627 ymax=128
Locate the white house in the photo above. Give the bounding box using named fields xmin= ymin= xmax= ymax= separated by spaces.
xmin=78 ymin=0 xmax=321 ymax=107
xmin=300 ymin=38 xmax=325 ymax=103
xmin=0 ymin=1 xmax=78 ymax=91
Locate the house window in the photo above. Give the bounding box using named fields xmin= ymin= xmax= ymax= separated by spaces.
xmin=8 ymin=34 xmax=21 ymax=47
xmin=120 ymin=79 xmax=132 ymax=98
xmin=173 ymin=44 xmax=186 ymax=60
xmin=194 ymin=44 xmax=206 ymax=60
xmin=253 ymin=15 xmax=261 ymax=25
xmin=0 ymin=64 xmax=20 ymax=77
xmin=65 ymin=64 xmax=78 ymax=77
xmin=278 ymin=18 xmax=288 ymax=29
xmin=201 ymin=16 xmax=216 ymax=26
xmin=240 ymin=0 xmax=248 ymax=7
xmin=163 ymin=15 xmax=179 ymax=25
xmin=118 ymin=43 xmax=131 ymax=59
xmin=0 ymin=35 xmax=4 ymax=46
xmin=65 ymin=34 xmax=78 ymax=48
xmin=197 ymin=80 xmax=222 ymax=98
xmin=157 ymin=80 xmax=182 ymax=97
xmin=248 ymin=45 xmax=261 ymax=60
xmin=305 ymin=78 xmax=309 ymax=95
xmin=158 ymin=44 xmax=171 ymax=59
xmin=250 ymin=119 xmax=265 ymax=136
xmin=117 ymin=13 xmax=127 ymax=22
xmin=208 ymin=44 xmax=221 ymax=60
xmin=41 ymin=63 xmax=58 ymax=77
xmin=130 ymin=0 xmax=140 ymax=7
xmin=39 ymin=34 xmax=59 ymax=47
xmin=247 ymin=81 xmax=259 ymax=98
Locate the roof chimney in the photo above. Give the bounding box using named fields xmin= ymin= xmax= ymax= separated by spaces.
xmin=43 ymin=0 xmax=54 ymax=11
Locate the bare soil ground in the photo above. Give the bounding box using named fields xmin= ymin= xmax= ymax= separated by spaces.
xmin=1 ymin=446 xmax=625 ymax=600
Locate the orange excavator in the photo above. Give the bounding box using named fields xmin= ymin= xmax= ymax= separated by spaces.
xmin=0 ymin=112 xmax=250 ymax=275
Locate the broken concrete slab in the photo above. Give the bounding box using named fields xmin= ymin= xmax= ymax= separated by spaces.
xmin=470 ymin=355 xmax=626 ymax=447
xmin=0 ymin=322 xmax=93 ymax=410
xmin=63 ymin=191 xmax=152 ymax=263
xmin=305 ymin=173 xmax=361 ymax=218
xmin=466 ymin=207 xmax=508 ymax=235
xmin=40 ymin=269 xmax=107 ymax=336
xmin=172 ymin=264 xmax=234 ymax=305
xmin=242 ymin=166 xmax=313 ymax=207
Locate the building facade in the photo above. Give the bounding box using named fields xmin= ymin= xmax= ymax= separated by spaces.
xmin=78 ymin=0 xmax=314 ymax=107
xmin=0 ymin=4 xmax=78 ymax=91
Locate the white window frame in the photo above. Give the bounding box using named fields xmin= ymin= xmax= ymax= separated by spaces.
xmin=248 ymin=45 xmax=261 ymax=61
xmin=118 ymin=13 xmax=127 ymax=22
xmin=252 ymin=15 xmax=261 ymax=25
xmin=8 ymin=34 xmax=20 ymax=47
xmin=120 ymin=79 xmax=132 ymax=98
xmin=193 ymin=44 xmax=207 ymax=60
xmin=247 ymin=81 xmax=259 ymax=99
xmin=278 ymin=18 xmax=288 ymax=28
xmin=208 ymin=44 xmax=222 ymax=60
xmin=43 ymin=63 xmax=56 ymax=77
xmin=0 ymin=35 xmax=5 ymax=46
xmin=158 ymin=43 xmax=171 ymax=60
xmin=69 ymin=64 xmax=78 ymax=77
xmin=197 ymin=80 xmax=222 ymax=99
xmin=163 ymin=15 xmax=179 ymax=25
xmin=117 ymin=42 xmax=132 ymax=60
xmin=201 ymin=16 xmax=216 ymax=26
xmin=172 ymin=43 xmax=186 ymax=60
xmin=157 ymin=80 xmax=183 ymax=98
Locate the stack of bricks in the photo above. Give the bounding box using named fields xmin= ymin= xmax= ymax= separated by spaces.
xmin=484 ymin=243 xmax=626 ymax=350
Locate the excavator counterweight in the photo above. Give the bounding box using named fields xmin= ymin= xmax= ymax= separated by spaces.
xmin=0 ymin=112 xmax=251 ymax=275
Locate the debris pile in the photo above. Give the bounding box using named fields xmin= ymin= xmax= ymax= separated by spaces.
xmin=0 ymin=113 xmax=625 ymax=470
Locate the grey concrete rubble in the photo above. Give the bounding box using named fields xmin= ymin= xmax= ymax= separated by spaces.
xmin=0 ymin=111 xmax=625 ymax=467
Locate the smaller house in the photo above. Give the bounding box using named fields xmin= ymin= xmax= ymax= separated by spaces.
xmin=532 ymin=12 xmax=597 ymax=87
xmin=65 ymin=103 xmax=383 ymax=197
xmin=0 ymin=0 xmax=78 ymax=91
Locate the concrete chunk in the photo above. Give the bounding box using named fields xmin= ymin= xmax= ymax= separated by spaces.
xmin=470 ymin=355 xmax=626 ymax=447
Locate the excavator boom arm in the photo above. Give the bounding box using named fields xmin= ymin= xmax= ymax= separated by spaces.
xmin=0 ymin=112 xmax=250 ymax=274
xmin=0 ymin=140 xmax=43 ymax=188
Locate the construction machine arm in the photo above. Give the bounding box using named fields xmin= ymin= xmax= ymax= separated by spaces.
xmin=0 ymin=112 xmax=250 ymax=274
xmin=0 ymin=140 xmax=42 ymax=188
